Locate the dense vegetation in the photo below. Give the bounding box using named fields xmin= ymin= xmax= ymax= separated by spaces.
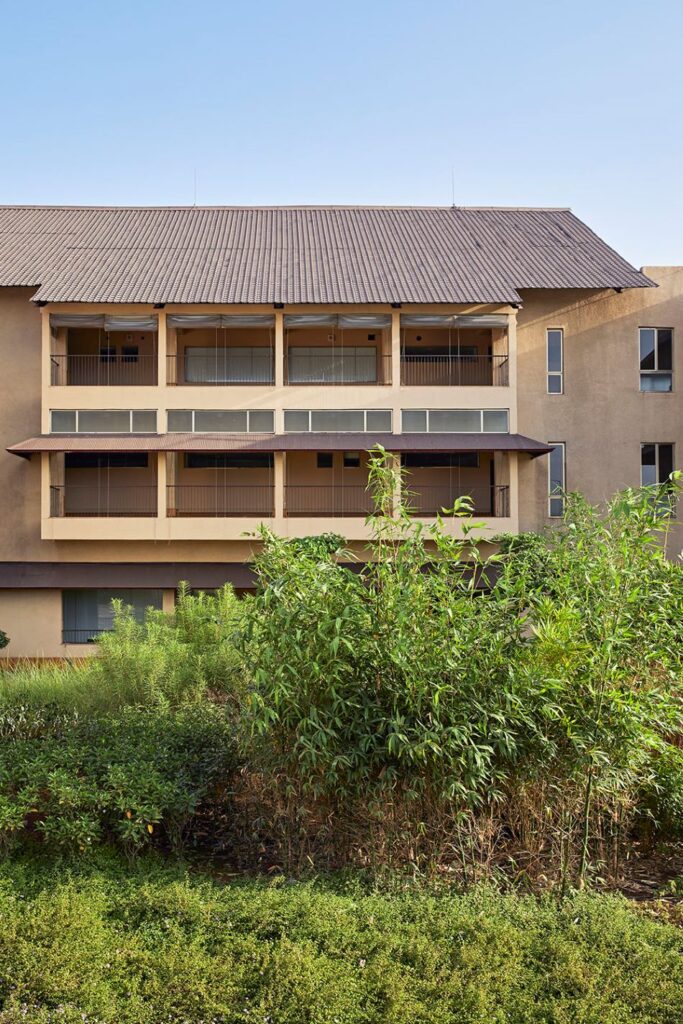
xmin=0 ymin=855 xmax=682 ymax=1024
xmin=0 ymin=453 xmax=681 ymax=1019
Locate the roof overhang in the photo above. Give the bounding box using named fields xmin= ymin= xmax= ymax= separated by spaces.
xmin=7 ymin=432 xmax=553 ymax=458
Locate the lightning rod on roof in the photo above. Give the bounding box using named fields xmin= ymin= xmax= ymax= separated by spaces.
xmin=451 ymin=167 xmax=455 ymax=207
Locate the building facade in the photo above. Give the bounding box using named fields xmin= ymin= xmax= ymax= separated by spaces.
xmin=0 ymin=206 xmax=679 ymax=657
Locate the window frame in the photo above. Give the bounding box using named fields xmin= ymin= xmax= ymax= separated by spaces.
xmin=546 ymin=328 xmax=564 ymax=395
xmin=638 ymin=327 xmax=673 ymax=392
xmin=283 ymin=409 xmax=393 ymax=432
xmin=640 ymin=442 xmax=674 ymax=486
xmin=166 ymin=409 xmax=275 ymax=433
xmin=50 ymin=409 xmax=157 ymax=434
xmin=401 ymin=408 xmax=510 ymax=433
xmin=547 ymin=442 xmax=566 ymax=518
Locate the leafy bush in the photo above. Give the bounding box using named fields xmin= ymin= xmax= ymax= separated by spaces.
xmin=0 ymin=705 xmax=237 ymax=856
xmin=641 ymin=743 xmax=683 ymax=840
xmin=89 ymin=583 xmax=245 ymax=710
xmin=242 ymin=451 xmax=683 ymax=881
xmin=0 ymin=630 xmax=8 ymax=650
xmin=0 ymin=858 xmax=681 ymax=1023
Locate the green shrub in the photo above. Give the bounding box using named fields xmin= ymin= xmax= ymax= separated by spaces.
xmin=0 ymin=705 xmax=237 ymax=856
xmin=0 ymin=857 xmax=681 ymax=1023
xmin=641 ymin=744 xmax=683 ymax=840
xmin=89 ymin=583 xmax=246 ymax=710
xmin=0 ymin=630 xmax=8 ymax=650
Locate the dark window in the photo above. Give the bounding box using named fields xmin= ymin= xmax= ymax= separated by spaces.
xmin=184 ymin=453 xmax=273 ymax=469
xmin=401 ymin=452 xmax=480 ymax=468
xmin=99 ymin=346 xmax=116 ymax=364
xmin=547 ymin=329 xmax=563 ymax=393
xmin=548 ymin=442 xmax=565 ymax=518
xmin=639 ymin=328 xmax=673 ymax=391
xmin=121 ymin=346 xmax=139 ymax=363
xmin=62 ymin=588 xmax=163 ymax=644
xmin=65 ymin=453 xmax=149 ymax=469
xmin=641 ymin=443 xmax=674 ymax=486
xmin=317 ymin=452 xmax=334 ymax=469
xmin=343 ymin=452 xmax=361 ymax=468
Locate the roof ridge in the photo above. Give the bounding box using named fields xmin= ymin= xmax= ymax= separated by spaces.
xmin=0 ymin=203 xmax=572 ymax=213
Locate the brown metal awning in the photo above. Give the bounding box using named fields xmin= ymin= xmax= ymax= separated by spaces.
xmin=7 ymin=432 xmax=553 ymax=459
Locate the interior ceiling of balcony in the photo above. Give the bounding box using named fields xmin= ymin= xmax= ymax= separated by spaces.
xmin=7 ymin=432 xmax=553 ymax=458
xmin=0 ymin=205 xmax=653 ymax=305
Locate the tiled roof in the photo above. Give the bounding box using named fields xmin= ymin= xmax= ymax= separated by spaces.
xmin=7 ymin=432 xmax=553 ymax=458
xmin=0 ymin=205 xmax=653 ymax=305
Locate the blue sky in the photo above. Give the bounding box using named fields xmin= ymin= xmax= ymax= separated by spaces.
xmin=1 ymin=0 xmax=681 ymax=264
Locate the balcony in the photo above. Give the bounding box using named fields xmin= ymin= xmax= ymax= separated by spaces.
xmin=284 ymin=485 xmax=375 ymax=517
xmin=400 ymin=354 xmax=509 ymax=387
xmin=167 ymin=484 xmax=275 ymax=517
xmin=285 ymin=350 xmax=392 ymax=385
xmin=405 ymin=483 xmax=509 ymax=517
xmin=51 ymin=354 xmax=158 ymax=386
xmin=50 ymin=484 xmax=157 ymax=518
xmin=167 ymin=350 xmax=274 ymax=386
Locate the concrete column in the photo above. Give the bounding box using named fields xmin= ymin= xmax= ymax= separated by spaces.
xmin=41 ymin=309 xmax=51 ymax=432
xmin=40 ymin=452 xmax=51 ymax=521
xmin=390 ymin=309 xmax=401 ymax=388
xmin=157 ymin=310 xmax=167 ymax=387
xmin=508 ymin=451 xmax=519 ymax=527
xmin=275 ymin=310 xmax=284 ymax=389
xmin=156 ymin=451 xmax=168 ymax=520
xmin=274 ymin=450 xmax=285 ymax=518
xmin=507 ymin=308 xmax=518 ymax=432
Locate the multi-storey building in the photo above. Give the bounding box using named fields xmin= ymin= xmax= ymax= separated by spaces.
xmin=0 ymin=206 xmax=679 ymax=657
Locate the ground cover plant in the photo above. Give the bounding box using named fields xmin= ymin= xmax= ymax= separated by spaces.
xmin=0 ymin=854 xmax=682 ymax=1024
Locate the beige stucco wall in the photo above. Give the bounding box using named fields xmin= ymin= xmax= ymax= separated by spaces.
xmin=517 ymin=269 xmax=683 ymax=555
xmin=0 ymin=587 xmax=177 ymax=660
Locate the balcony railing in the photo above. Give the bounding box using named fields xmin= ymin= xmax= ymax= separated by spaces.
xmin=405 ymin=484 xmax=510 ymax=517
xmin=285 ymin=353 xmax=392 ymax=385
xmin=284 ymin=485 xmax=375 ymax=517
xmin=400 ymin=354 xmax=509 ymax=386
xmin=50 ymin=355 xmax=158 ymax=386
xmin=50 ymin=485 xmax=157 ymax=518
xmin=167 ymin=353 xmax=275 ymax=385
xmin=62 ymin=627 xmax=109 ymax=644
xmin=167 ymin=485 xmax=275 ymax=517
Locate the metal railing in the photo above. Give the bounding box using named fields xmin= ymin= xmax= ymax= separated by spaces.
xmin=50 ymin=355 xmax=158 ymax=386
xmin=62 ymin=628 xmax=110 ymax=644
xmin=285 ymin=353 xmax=392 ymax=385
xmin=167 ymin=353 xmax=275 ymax=385
xmin=49 ymin=484 xmax=157 ymax=518
xmin=284 ymin=485 xmax=375 ymax=517
xmin=400 ymin=354 xmax=509 ymax=386
xmin=405 ymin=484 xmax=510 ymax=518
xmin=167 ymin=485 xmax=275 ymax=517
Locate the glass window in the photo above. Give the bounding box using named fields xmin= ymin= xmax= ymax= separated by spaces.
xmin=65 ymin=453 xmax=149 ymax=469
xmin=365 ymin=409 xmax=392 ymax=431
xmin=343 ymin=452 xmax=361 ymax=468
xmin=99 ymin=346 xmax=116 ymax=364
xmin=78 ymin=410 xmax=132 ymax=433
xmin=402 ymin=410 xmax=427 ymax=432
xmin=284 ymin=410 xmax=310 ymax=432
xmin=194 ymin=410 xmax=248 ymax=432
xmin=641 ymin=443 xmax=674 ymax=486
xmin=311 ymin=410 xmax=365 ymax=431
xmin=402 ymin=452 xmax=479 ymax=468
xmin=639 ymin=328 xmax=673 ymax=391
xmin=51 ymin=410 xmax=77 ymax=432
xmin=168 ymin=410 xmax=194 ymax=432
xmin=131 ymin=410 xmax=157 ymax=433
xmin=430 ymin=409 xmax=481 ymax=432
xmin=62 ymin=589 xmax=163 ymax=644
xmin=317 ymin=452 xmax=333 ymax=469
xmin=547 ymin=329 xmax=563 ymax=394
xmin=482 ymin=409 xmax=509 ymax=432
xmin=548 ymin=442 xmax=565 ymax=518
xmin=248 ymin=410 xmax=275 ymax=432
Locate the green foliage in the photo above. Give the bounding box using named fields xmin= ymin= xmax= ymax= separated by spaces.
xmin=0 ymin=705 xmax=236 ymax=856
xmin=242 ymin=451 xmax=683 ymax=878
xmin=90 ymin=583 xmax=245 ymax=710
xmin=0 ymin=630 xmax=8 ymax=650
xmin=641 ymin=744 xmax=683 ymax=840
xmin=0 ymin=857 xmax=681 ymax=1023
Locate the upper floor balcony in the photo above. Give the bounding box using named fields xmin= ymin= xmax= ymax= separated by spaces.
xmin=46 ymin=311 xmax=512 ymax=390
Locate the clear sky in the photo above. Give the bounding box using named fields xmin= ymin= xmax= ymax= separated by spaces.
xmin=1 ymin=0 xmax=681 ymax=265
